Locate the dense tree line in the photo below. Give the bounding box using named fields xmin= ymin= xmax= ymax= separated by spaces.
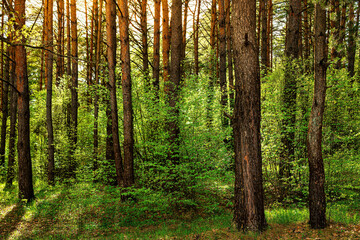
xmin=0 ymin=0 xmax=359 ymax=233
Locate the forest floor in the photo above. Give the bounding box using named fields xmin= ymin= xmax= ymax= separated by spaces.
xmin=1 ymin=182 xmax=360 ymax=239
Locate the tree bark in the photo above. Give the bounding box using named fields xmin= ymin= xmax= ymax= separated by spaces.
xmin=225 ymin=0 xmax=233 ymax=106
xmin=167 ymin=0 xmax=182 ymax=165
xmin=141 ymin=0 xmax=149 ymax=77
xmin=153 ymin=0 xmax=161 ymax=89
xmin=232 ymin=0 xmax=266 ymax=231
xmin=119 ymin=0 xmax=135 ymax=187
xmin=260 ymin=0 xmax=268 ymax=74
xmin=307 ymin=1 xmax=327 ymax=229
xmin=15 ymin=0 xmax=35 ymax=201
xmin=347 ymin=2 xmax=356 ymax=77
xmin=0 ymin=47 xmax=9 ymax=168
xmin=108 ymin=0 xmax=123 ymax=187
xmin=193 ymin=0 xmax=201 ymax=75
xmin=69 ymin=0 xmax=78 ymax=176
xmin=279 ymin=0 xmax=301 ymax=197
xmin=5 ymin=44 xmax=17 ymax=189
xmin=218 ymin=0 xmax=227 ymax=126
xmin=93 ymin=0 xmax=102 ymax=170
xmin=330 ymin=0 xmax=340 ymax=68
xmin=56 ymin=0 xmax=65 ymax=86
xmin=162 ymin=0 xmax=170 ymax=84
xmin=66 ymin=0 xmax=71 ymax=76
xmin=45 ymin=0 xmax=55 ymax=185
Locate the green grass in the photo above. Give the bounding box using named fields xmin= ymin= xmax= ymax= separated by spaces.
xmin=1 ymin=182 xmax=360 ymax=239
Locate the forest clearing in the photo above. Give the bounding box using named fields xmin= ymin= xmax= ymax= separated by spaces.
xmin=0 ymin=0 xmax=360 ymax=238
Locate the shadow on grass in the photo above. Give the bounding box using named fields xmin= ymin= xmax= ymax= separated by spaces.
xmin=0 ymin=203 xmax=25 ymax=239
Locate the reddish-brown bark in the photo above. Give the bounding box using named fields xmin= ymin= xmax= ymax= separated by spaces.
xmin=307 ymin=1 xmax=327 ymax=229
xmin=45 ymin=0 xmax=55 ymax=185
xmin=162 ymin=0 xmax=170 ymax=84
xmin=218 ymin=0 xmax=227 ymax=124
xmin=15 ymin=0 xmax=35 ymax=201
xmin=232 ymin=0 xmax=266 ymax=231
xmin=107 ymin=0 xmax=123 ymax=187
xmin=153 ymin=0 xmax=161 ymax=89
xmin=119 ymin=0 xmax=135 ymax=187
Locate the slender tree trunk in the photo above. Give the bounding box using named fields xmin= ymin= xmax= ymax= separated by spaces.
xmin=66 ymin=0 xmax=71 ymax=76
xmin=5 ymin=0 xmax=16 ymax=188
xmin=162 ymin=0 xmax=170 ymax=84
xmin=279 ymin=0 xmax=301 ymax=198
xmin=45 ymin=0 xmax=55 ymax=185
xmin=260 ymin=0 xmax=268 ymax=74
xmin=119 ymin=0 xmax=135 ymax=187
xmin=338 ymin=2 xmax=346 ymax=68
xmin=307 ymin=1 xmax=327 ymax=229
xmin=330 ymin=0 xmax=340 ymax=68
xmin=194 ymin=0 xmax=201 ymax=75
xmin=182 ymin=0 xmax=189 ymax=77
xmin=107 ymin=0 xmax=123 ymax=187
xmin=266 ymin=0 xmax=272 ymax=70
xmin=0 ymin=47 xmax=9 ymax=167
xmin=232 ymin=0 xmax=266 ymax=231
xmin=303 ymin=0 xmax=310 ymax=71
xmin=167 ymin=0 xmax=182 ymax=165
xmin=93 ymin=0 xmax=102 ymax=170
xmin=56 ymin=0 xmax=64 ymax=86
xmin=347 ymin=2 xmax=356 ymax=77
xmin=40 ymin=22 xmax=45 ymax=90
xmin=141 ymin=0 xmax=149 ymax=76
xmin=69 ymin=0 xmax=78 ymax=176
xmin=15 ymin=0 xmax=35 ymax=201
xmin=153 ymin=0 xmax=161 ymax=89
xmin=5 ymin=45 xmax=17 ymax=189
xmin=208 ymin=0 xmax=217 ymax=126
xmin=225 ymin=0 xmax=233 ymax=106
xmin=218 ymin=0 xmax=227 ymax=126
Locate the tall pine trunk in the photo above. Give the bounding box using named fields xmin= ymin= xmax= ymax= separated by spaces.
xmin=218 ymin=0 xmax=227 ymax=126
xmin=119 ymin=0 xmax=135 ymax=188
xmin=232 ymin=0 xmax=266 ymax=231
xmin=162 ymin=0 xmax=170 ymax=84
xmin=45 ymin=0 xmax=55 ymax=185
xmin=167 ymin=0 xmax=182 ymax=166
xmin=15 ymin=0 xmax=35 ymax=201
xmin=307 ymin=1 xmax=327 ymax=229
xmin=153 ymin=0 xmax=161 ymax=89
xmin=69 ymin=0 xmax=78 ymax=176
xmin=279 ymin=0 xmax=301 ymax=199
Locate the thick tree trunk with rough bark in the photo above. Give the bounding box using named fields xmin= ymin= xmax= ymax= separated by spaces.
xmin=15 ymin=0 xmax=35 ymax=201
xmin=307 ymin=1 xmax=327 ymax=229
xmin=232 ymin=0 xmax=266 ymax=232
xmin=119 ymin=0 xmax=135 ymax=188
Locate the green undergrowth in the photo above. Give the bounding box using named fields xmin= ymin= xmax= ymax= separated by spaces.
xmin=1 ymin=182 xmax=360 ymax=239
